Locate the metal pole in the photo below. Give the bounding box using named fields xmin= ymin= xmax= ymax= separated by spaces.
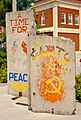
xmin=12 ymin=0 xmax=16 ymax=12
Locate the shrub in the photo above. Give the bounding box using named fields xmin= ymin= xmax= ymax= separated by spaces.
xmin=76 ymin=73 xmax=81 ymax=101
xmin=0 ymin=49 xmax=7 ymax=83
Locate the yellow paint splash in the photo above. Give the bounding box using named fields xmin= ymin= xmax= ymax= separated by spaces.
xmin=12 ymin=82 xmax=28 ymax=92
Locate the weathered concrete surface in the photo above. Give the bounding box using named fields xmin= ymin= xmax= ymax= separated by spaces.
xmin=76 ymin=51 xmax=81 ymax=75
xmin=0 ymin=85 xmax=80 ymax=120
xmin=29 ymin=36 xmax=76 ymax=115
xmin=6 ymin=10 xmax=36 ymax=97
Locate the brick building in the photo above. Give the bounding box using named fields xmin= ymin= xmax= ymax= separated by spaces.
xmin=34 ymin=0 xmax=81 ymax=51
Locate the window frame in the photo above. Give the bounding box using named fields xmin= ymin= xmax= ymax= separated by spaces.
xmin=75 ymin=15 xmax=79 ymax=25
xmin=41 ymin=12 xmax=45 ymax=26
xmin=68 ymin=14 xmax=73 ymax=25
xmin=61 ymin=13 xmax=66 ymax=24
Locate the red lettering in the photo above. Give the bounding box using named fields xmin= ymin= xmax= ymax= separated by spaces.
xmin=12 ymin=26 xmax=16 ymax=33
xmin=14 ymin=19 xmax=19 ymax=26
xmin=9 ymin=19 xmax=14 ymax=26
xmin=18 ymin=19 xmax=25 ymax=25
xmin=22 ymin=26 xmax=27 ymax=33
xmin=17 ymin=12 xmax=22 ymax=18
xmin=25 ymin=18 xmax=29 ymax=25
xmin=17 ymin=26 xmax=22 ymax=33
xmin=12 ymin=25 xmax=28 ymax=33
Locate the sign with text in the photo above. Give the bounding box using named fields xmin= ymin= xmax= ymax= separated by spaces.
xmin=6 ymin=10 xmax=36 ymax=97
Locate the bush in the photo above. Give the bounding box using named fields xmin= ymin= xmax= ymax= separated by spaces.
xmin=0 ymin=65 xmax=7 ymax=83
xmin=76 ymin=73 xmax=81 ymax=101
xmin=0 ymin=49 xmax=7 ymax=83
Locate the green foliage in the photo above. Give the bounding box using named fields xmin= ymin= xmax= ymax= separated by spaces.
xmin=76 ymin=73 xmax=81 ymax=101
xmin=32 ymin=7 xmax=41 ymax=30
xmin=0 ymin=32 xmax=6 ymax=43
xmin=0 ymin=0 xmax=12 ymax=26
xmin=0 ymin=63 xmax=7 ymax=83
xmin=17 ymin=0 xmax=35 ymax=11
xmin=0 ymin=31 xmax=7 ymax=83
xmin=0 ymin=0 xmax=35 ymax=26
xmin=0 ymin=49 xmax=7 ymax=83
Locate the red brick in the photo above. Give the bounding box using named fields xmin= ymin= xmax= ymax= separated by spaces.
xmin=58 ymin=32 xmax=79 ymax=51
xmin=36 ymin=8 xmax=53 ymax=28
xmin=58 ymin=7 xmax=79 ymax=29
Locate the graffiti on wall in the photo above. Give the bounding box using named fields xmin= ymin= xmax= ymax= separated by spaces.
xmin=11 ymin=40 xmax=28 ymax=67
xmin=21 ymin=41 xmax=28 ymax=54
xmin=31 ymin=43 xmax=70 ymax=103
xmin=11 ymin=41 xmax=18 ymax=55
xmin=9 ymin=12 xmax=29 ymax=33
xmin=9 ymin=72 xmax=28 ymax=92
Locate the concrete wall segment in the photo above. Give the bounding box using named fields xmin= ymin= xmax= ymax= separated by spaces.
xmin=29 ymin=35 xmax=76 ymax=115
xmin=6 ymin=10 xmax=36 ymax=97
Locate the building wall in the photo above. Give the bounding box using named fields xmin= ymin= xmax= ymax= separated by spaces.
xmin=36 ymin=8 xmax=53 ymax=28
xmin=35 ymin=1 xmax=80 ymax=51
xmin=58 ymin=7 xmax=79 ymax=29
xmin=58 ymin=32 xmax=79 ymax=51
xmin=68 ymin=0 xmax=81 ymax=3
xmin=34 ymin=0 xmax=47 ymax=5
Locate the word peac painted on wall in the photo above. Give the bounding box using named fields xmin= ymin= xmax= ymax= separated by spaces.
xmin=9 ymin=12 xmax=29 ymax=33
xmin=8 ymin=72 xmax=28 ymax=92
xmin=9 ymin=72 xmax=28 ymax=82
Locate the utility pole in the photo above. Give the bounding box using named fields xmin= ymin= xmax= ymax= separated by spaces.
xmin=12 ymin=0 xmax=16 ymax=12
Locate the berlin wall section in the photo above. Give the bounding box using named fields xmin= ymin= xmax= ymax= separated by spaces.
xmin=29 ymin=36 xmax=76 ymax=115
xmin=6 ymin=10 xmax=76 ymax=115
xmin=76 ymin=51 xmax=81 ymax=75
xmin=6 ymin=10 xmax=36 ymax=97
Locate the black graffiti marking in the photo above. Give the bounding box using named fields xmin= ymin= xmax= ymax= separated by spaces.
xmin=30 ymin=48 xmax=36 ymax=57
xmin=56 ymin=46 xmax=66 ymax=52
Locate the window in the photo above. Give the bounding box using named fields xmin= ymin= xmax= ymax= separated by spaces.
xmin=61 ymin=13 xmax=66 ymax=24
xmin=41 ymin=12 xmax=45 ymax=26
xmin=68 ymin=14 xmax=73 ymax=25
xmin=75 ymin=15 xmax=79 ymax=25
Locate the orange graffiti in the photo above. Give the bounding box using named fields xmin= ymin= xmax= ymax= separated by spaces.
xmin=32 ymin=46 xmax=70 ymax=103
xmin=47 ymin=46 xmax=54 ymax=52
xmin=37 ymin=78 xmax=64 ymax=103
xmin=21 ymin=41 xmax=28 ymax=54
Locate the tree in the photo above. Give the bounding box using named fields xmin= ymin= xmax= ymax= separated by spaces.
xmin=0 ymin=0 xmax=12 ymax=26
xmin=17 ymin=0 xmax=35 ymax=11
xmin=0 ymin=0 xmax=35 ymax=27
xmin=0 ymin=32 xmax=7 ymax=83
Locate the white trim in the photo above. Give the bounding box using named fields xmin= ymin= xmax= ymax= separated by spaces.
xmin=61 ymin=13 xmax=66 ymax=24
xmin=53 ymin=6 xmax=58 ymax=37
xmin=41 ymin=12 xmax=45 ymax=26
xmin=68 ymin=14 xmax=73 ymax=25
xmin=75 ymin=15 xmax=79 ymax=25
xmin=35 ymin=0 xmax=80 ymax=12
xmin=37 ymin=27 xmax=53 ymax=33
xmin=37 ymin=27 xmax=80 ymax=34
xmin=57 ymin=28 xmax=80 ymax=33
xmin=79 ymin=7 xmax=81 ymax=50
xmin=57 ymin=1 xmax=81 ymax=10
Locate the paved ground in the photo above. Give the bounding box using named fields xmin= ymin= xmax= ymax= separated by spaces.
xmin=0 ymin=84 xmax=80 ymax=120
